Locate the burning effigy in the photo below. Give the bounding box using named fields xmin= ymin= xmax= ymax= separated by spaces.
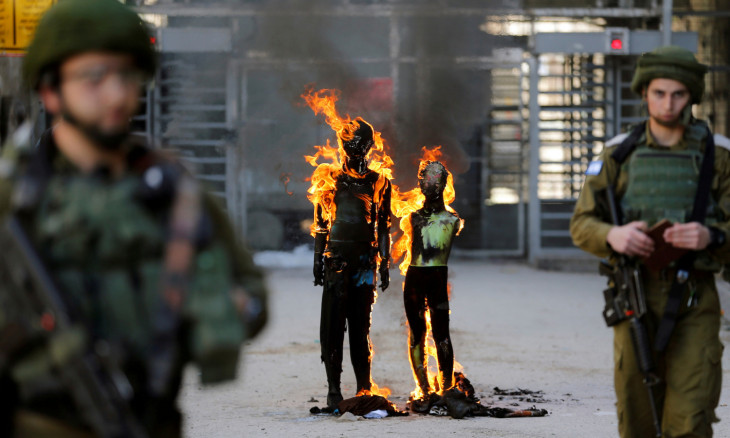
xmin=392 ymin=148 xmax=547 ymax=419
xmin=302 ymin=87 xmax=548 ymax=420
xmin=391 ymin=147 xmax=464 ymax=412
xmin=302 ymin=87 xmax=396 ymax=413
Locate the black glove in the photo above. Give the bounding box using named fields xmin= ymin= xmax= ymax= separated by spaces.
xmin=379 ymin=263 xmax=389 ymax=291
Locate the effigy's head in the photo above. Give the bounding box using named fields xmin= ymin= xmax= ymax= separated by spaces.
xmin=418 ymin=160 xmax=448 ymax=198
xmin=341 ymin=118 xmax=375 ymax=159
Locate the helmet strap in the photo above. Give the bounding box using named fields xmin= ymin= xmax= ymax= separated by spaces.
xmin=59 ymin=101 xmax=130 ymax=151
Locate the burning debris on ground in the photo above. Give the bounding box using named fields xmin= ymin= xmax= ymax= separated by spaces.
xmin=310 ymin=394 xmax=408 ymax=417
xmin=406 ymin=372 xmax=548 ymax=419
xmin=492 ymin=387 xmax=549 ymax=404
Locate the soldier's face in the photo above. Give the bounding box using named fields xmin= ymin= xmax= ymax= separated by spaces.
xmin=52 ymin=52 xmax=143 ymax=138
xmin=644 ymin=78 xmax=691 ymax=127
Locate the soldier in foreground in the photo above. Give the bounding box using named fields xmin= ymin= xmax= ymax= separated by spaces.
xmin=402 ymin=160 xmax=461 ymax=404
xmin=311 ymin=118 xmax=392 ymax=409
xmin=0 ymin=0 xmax=267 ymax=436
xmin=570 ymin=46 xmax=730 ymax=437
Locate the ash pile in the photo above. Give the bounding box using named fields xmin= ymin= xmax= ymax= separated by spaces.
xmin=407 ymin=372 xmax=549 ymax=419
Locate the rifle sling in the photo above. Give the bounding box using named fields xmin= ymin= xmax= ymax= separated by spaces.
xmin=609 ymin=121 xmax=716 ymax=353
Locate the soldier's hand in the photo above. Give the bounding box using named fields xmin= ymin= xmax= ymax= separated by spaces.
xmin=663 ymin=222 xmax=711 ymax=250
xmin=606 ymin=221 xmax=654 ymax=257
xmin=379 ymin=264 xmax=389 ymax=291
xmin=313 ymin=256 xmax=325 ymax=286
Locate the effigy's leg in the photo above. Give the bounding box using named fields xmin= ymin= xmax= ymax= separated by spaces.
xmin=347 ymin=267 xmax=377 ymax=394
xmin=404 ymin=267 xmax=430 ymax=395
xmin=320 ymin=259 xmax=348 ymax=408
xmin=427 ymin=266 xmax=454 ymax=391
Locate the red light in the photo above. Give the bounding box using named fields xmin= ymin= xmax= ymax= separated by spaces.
xmin=611 ymin=39 xmax=623 ymax=50
xmin=40 ymin=312 xmax=55 ymax=331
xmin=150 ymin=37 xmax=157 ymax=45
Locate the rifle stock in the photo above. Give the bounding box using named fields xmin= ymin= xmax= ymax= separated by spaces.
xmin=0 ymin=215 xmax=148 ymax=438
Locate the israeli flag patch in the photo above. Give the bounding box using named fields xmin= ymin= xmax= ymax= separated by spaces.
xmin=586 ymin=160 xmax=603 ymax=176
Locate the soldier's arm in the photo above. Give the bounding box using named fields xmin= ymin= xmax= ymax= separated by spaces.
xmin=0 ymin=129 xmax=25 ymax=219
xmin=704 ymin=143 xmax=730 ymax=260
xmin=570 ymin=149 xmax=621 ymax=258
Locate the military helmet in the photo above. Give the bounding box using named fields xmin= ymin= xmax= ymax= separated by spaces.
xmin=23 ymin=0 xmax=157 ymax=89
xmin=630 ymin=45 xmax=708 ymax=104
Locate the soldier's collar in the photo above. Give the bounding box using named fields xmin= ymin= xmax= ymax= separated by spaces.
xmin=644 ymin=120 xmax=687 ymax=150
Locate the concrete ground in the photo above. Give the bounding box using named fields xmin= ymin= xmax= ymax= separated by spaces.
xmin=179 ymin=259 xmax=730 ymax=437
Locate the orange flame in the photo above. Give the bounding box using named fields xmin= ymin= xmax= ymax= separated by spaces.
xmin=391 ymin=146 xmax=464 ymax=275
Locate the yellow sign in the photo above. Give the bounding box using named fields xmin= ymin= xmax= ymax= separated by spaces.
xmin=1 ymin=0 xmax=56 ymax=55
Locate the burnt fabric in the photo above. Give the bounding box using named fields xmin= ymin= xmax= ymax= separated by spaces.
xmin=408 ymin=373 xmax=549 ymax=419
xmin=404 ymin=265 xmax=453 ymax=390
xmin=337 ymin=395 xmax=404 ymax=417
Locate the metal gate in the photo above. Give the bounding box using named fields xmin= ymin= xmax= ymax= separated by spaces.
xmin=479 ymin=61 xmax=528 ymax=256
xmin=527 ymin=31 xmax=699 ymax=266
xmin=527 ymin=53 xmax=610 ymax=265
xmin=148 ymin=27 xmax=245 ymax=236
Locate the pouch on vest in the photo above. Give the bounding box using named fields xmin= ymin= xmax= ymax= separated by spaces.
xmin=184 ymin=242 xmax=246 ymax=384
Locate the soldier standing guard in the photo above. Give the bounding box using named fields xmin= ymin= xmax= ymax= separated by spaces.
xmin=312 ymin=118 xmax=392 ymax=409
xmin=0 ymin=0 xmax=267 ymax=436
xmin=571 ymin=46 xmax=730 ymax=437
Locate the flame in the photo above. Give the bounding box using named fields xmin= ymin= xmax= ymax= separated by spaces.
xmin=356 ymin=383 xmax=392 ymax=399
xmin=391 ymin=146 xmax=464 ymax=275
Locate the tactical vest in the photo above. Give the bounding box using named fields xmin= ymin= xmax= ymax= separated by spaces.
xmin=620 ymin=122 xmax=717 ymax=228
xmin=13 ymin=138 xmax=246 ymax=394
xmin=37 ymin=172 xmax=244 ymax=381
xmin=617 ymin=121 xmax=720 ymax=271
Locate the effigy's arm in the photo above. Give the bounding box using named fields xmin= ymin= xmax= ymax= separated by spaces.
xmin=313 ymin=203 xmax=329 ymax=286
xmin=377 ymin=179 xmax=392 ymax=290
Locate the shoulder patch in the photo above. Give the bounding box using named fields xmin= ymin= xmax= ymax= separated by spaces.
xmin=585 ymin=160 xmax=603 ymax=176
xmin=714 ymin=134 xmax=730 ymax=152
xmin=605 ymin=133 xmax=630 ymax=148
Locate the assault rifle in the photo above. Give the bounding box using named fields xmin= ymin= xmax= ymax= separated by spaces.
xmin=599 ymin=184 xmax=661 ymax=438
xmin=0 ymin=215 xmax=148 ymax=438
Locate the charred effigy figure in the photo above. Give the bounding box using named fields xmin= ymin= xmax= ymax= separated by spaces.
xmin=312 ymin=118 xmax=392 ymax=408
xmin=403 ymin=161 xmax=461 ymax=398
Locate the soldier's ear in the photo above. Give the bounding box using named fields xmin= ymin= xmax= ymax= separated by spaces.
xmin=38 ymin=85 xmax=61 ymax=115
